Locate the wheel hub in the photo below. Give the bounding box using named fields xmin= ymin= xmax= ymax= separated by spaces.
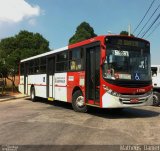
xmin=153 ymin=95 xmax=158 ymax=104
xmin=76 ymin=96 xmax=85 ymax=107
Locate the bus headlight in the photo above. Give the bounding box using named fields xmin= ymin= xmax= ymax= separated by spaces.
xmin=103 ymin=85 xmax=120 ymax=97
xmin=108 ymin=89 xmax=120 ymax=97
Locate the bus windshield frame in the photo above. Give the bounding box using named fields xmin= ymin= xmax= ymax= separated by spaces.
xmin=103 ymin=36 xmax=151 ymax=85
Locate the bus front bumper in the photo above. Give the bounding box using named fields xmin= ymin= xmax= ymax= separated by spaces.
xmin=102 ymin=91 xmax=153 ymax=108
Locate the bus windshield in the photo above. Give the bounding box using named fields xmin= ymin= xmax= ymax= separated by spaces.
xmin=103 ymin=37 xmax=151 ymax=81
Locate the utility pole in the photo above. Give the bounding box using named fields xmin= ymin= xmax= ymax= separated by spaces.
xmin=128 ymin=24 xmax=131 ymax=36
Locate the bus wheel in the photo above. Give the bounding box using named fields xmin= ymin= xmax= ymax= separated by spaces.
xmin=72 ymin=90 xmax=87 ymax=112
xmin=153 ymin=92 xmax=160 ymax=106
xmin=30 ymin=87 xmax=36 ymax=102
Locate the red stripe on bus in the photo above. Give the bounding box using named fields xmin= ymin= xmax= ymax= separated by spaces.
xmin=55 ymin=85 xmax=67 ymax=87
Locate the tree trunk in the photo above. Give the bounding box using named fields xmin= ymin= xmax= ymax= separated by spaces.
xmin=6 ymin=76 xmax=16 ymax=92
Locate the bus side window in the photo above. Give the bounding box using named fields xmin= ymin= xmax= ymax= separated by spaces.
xmin=70 ymin=60 xmax=76 ymax=70
xmin=69 ymin=48 xmax=83 ymax=71
xmin=20 ymin=63 xmax=24 ymax=75
xmin=40 ymin=57 xmax=46 ymax=73
xmin=56 ymin=51 xmax=68 ymax=72
xmin=76 ymin=60 xmax=82 ymax=70
xmin=29 ymin=60 xmax=33 ymax=74
xmin=34 ymin=59 xmax=40 ymax=74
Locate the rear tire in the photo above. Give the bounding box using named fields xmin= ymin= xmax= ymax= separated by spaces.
xmin=153 ymin=91 xmax=160 ymax=106
xmin=72 ymin=90 xmax=87 ymax=112
xmin=30 ymin=87 xmax=36 ymax=102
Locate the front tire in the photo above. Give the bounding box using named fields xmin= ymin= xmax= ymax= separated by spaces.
xmin=153 ymin=91 xmax=160 ymax=106
xmin=30 ymin=87 xmax=36 ymax=102
xmin=72 ymin=90 xmax=87 ymax=112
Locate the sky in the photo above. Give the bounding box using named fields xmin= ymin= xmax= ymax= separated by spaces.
xmin=0 ymin=0 xmax=160 ymax=64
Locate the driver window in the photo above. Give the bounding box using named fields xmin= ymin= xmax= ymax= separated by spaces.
xmin=102 ymin=54 xmax=115 ymax=79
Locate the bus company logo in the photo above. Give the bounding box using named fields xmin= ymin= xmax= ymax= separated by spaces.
xmin=130 ymin=98 xmax=139 ymax=103
xmin=55 ymin=77 xmax=65 ymax=83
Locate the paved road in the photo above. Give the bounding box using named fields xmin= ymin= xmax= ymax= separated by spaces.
xmin=0 ymin=98 xmax=159 ymax=147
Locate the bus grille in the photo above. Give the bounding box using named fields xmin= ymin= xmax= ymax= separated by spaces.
xmin=119 ymin=98 xmax=147 ymax=104
xmin=119 ymin=93 xmax=150 ymax=104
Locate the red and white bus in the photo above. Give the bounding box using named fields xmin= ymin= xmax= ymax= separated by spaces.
xmin=19 ymin=35 xmax=153 ymax=112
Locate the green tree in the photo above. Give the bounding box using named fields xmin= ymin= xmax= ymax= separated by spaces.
xmin=69 ymin=22 xmax=97 ymax=44
xmin=0 ymin=30 xmax=50 ymax=91
xmin=120 ymin=31 xmax=134 ymax=37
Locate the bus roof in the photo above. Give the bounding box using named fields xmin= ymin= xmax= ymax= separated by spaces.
xmin=20 ymin=35 xmax=106 ymax=63
xmin=21 ymin=46 xmax=68 ymax=62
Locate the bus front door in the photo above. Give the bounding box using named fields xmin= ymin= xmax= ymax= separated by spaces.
xmin=47 ymin=57 xmax=55 ymax=99
xmin=86 ymin=45 xmax=100 ymax=106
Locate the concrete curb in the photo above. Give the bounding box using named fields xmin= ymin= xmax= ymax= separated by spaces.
xmin=0 ymin=95 xmax=29 ymax=103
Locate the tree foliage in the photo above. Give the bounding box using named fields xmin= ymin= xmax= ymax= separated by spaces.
xmin=120 ymin=31 xmax=134 ymax=37
xmin=0 ymin=30 xmax=50 ymax=89
xmin=69 ymin=22 xmax=97 ymax=44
